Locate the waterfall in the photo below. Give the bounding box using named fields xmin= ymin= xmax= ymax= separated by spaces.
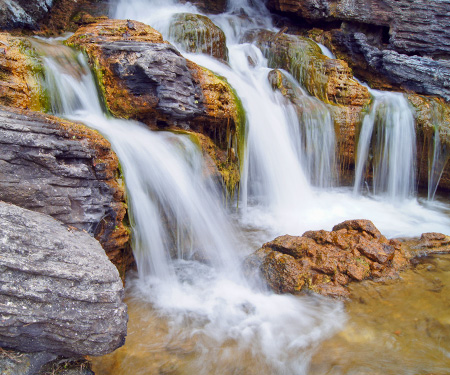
xmin=33 ymin=0 xmax=450 ymax=372
xmin=37 ymin=36 xmax=346 ymax=374
xmin=353 ymin=89 xmax=416 ymax=200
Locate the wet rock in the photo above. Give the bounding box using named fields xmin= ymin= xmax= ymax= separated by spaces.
xmin=0 ymin=106 xmax=131 ymax=277
xmin=169 ymin=13 xmax=228 ymax=62
xmin=267 ymin=67 xmax=364 ymax=182
xmin=0 ymin=0 xmax=52 ymax=30
xmin=245 ymin=219 xmax=409 ymax=299
xmin=0 ymin=33 xmax=47 ymax=111
xmin=246 ymin=29 xmax=370 ymax=107
xmin=0 ymin=201 xmax=127 ymax=357
xmin=68 ymin=19 xmax=242 ymax=191
xmin=401 ymin=233 xmax=450 ymax=258
xmin=408 ymin=94 xmax=450 ymax=193
xmin=180 ymin=0 xmax=228 ymax=14
xmin=0 ymin=350 xmax=56 ymax=375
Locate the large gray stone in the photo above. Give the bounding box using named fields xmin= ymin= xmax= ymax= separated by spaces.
xmin=0 ymin=107 xmax=129 ymax=266
xmin=0 ymin=201 xmax=127 ymax=357
xmin=0 ymin=0 xmax=53 ymax=30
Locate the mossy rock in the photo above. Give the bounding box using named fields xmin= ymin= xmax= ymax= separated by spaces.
xmin=169 ymin=13 xmax=228 ymax=62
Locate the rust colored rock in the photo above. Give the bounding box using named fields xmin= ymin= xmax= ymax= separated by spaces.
xmin=261 ymin=252 xmax=306 ymax=294
xmin=67 ymin=19 xmax=241 ymax=190
xmin=0 ymin=33 xmax=46 ymax=111
xmin=246 ymin=219 xmax=408 ymax=299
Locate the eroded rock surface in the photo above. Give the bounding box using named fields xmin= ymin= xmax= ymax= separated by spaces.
xmin=246 ymin=219 xmax=408 ymax=298
xmin=67 ymin=19 xmax=242 ymax=191
xmin=0 ymin=202 xmax=127 ymax=357
xmin=0 ymin=0 xmax=52 ymax=30
xmin=0 ymin=106 xmax=131 ymax=276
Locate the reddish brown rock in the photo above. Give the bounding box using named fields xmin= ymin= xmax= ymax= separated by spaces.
xmin=246 ymin=219 xmax=409 ymax=299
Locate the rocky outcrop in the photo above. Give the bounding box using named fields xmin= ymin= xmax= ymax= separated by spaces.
xmin=0 ymin=33 xmax=47 ymax=111
xmin=247 ymin=29 xmax=370 ymax=176
xmin=169 ymin=13 xmax=228 ymax=62
xmin=267 ymin=0 xmax=450 ymax=101
xmin=0 ymin=0 xmax=52 ymax=30
xmin=245 ymin=219 xmax=408 ymax=299
xmin=67 ymin=19 xmax=242 ymax=191
xmin=0 ymin=201 xmax=127 ymax=357
xmin=0 ymin=106 xmax=131 ymax=277
xmin=267 ymin=0 xmax=450 ymax=58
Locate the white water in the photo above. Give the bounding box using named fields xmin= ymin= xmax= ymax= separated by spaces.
xmin=40 ymin=39 xmax=346 ymax=374
xmin=38 ymin=0 xmax=450 ymax=372
xmin=353 ymin=89 xmax=417 ymax=200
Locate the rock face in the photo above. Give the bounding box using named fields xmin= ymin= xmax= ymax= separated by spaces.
xmin=246 ymin=219 xmax=408 ymax=298
xmin=169 ymin=13 xmax=228 ymax=62
xmin=267 ymin=0 xmax=450 ymax=101
xmin=0 ymin=0 xmax=52 ymax=30
xmin=246 ymin=29 xmax=370 ymax=176
xmin=0 ymin=106 xmax=131 ymax=276
xmin=267 ymin=0 xmax=450 ymax=57
xmin=67 ymin=19 xmax=242 ymax=192
xmin=0 ymin=201 xmax=127 ymax=357
xmin=180 ymin=0 xmax=227 ymax=14
xmin=0 ymin=33 xmax=47 ymax=111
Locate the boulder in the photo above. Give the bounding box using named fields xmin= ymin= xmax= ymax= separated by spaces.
xmin=245 ymin=219 xmax=408 ymax=299
xmin=0 ymin=201 xmax=127 ymax=357
xmin=0 ymin=106 xmax=131 ymax=277
xmin=0 ymin=0 xmax=52 ymax=30
xmin=168 ymin=13 xmax=228 ymax=62
xmin=180 ymin=0 xmax=227 ymax=14
xmin=67 ymin=19 xmax=242 ymax=192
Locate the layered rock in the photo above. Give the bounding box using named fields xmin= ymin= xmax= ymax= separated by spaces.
xmin=267 ymin=0 xmax=450 ymax=58
xmin=246 ymin=219 xmax=408 ymax=298
xmin=0 ymin=201 xmax=127 ymax=357
xmin=0 ymin=0 xmax=52 ymax=30
xmin=67 ymin=19 xmax=242 ymax=192
xmin=267 ymin=0 xmax=450 ymax=101
xmin=0 ymin=33 xmax=47 ymax=111
xmin=168 ymin=13 xmax=228 ymax=62
xmin=0 ymin=106 xmax=131 ymax=276
xmin=247 ymin=29 xmax=370 ymax=177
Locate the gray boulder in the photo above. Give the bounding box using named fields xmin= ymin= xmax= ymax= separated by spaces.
xmin=0 ymin=201 xmax=127 ymax=357
xmin=0 ymin=0 xmax=53 ymax=30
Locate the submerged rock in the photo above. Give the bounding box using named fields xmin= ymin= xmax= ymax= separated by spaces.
xmin=0 ymin=106 xmax=131 ymax=277
xmin=0 ymin=201 xmax=127 ymax=357
xmin=246 ymin=219 xmax=408 ymax=299
xmin=169 ymin=13 xmax=228 ymax=62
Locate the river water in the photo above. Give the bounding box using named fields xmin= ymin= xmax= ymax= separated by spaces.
xmin=35 ymin=0 xmax=450 ymax=373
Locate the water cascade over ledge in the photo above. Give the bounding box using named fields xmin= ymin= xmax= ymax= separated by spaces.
xmin=33 ymin=0 xmax=450 ymax=372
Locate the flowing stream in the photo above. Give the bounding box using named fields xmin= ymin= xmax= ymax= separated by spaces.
xmin=34 ymin=0 xmax=450 ymax=373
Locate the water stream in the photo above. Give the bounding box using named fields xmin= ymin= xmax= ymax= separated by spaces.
xmin=33 ymin=0 xmax=450 ymax=373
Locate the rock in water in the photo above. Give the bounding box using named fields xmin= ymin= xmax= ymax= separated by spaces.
xmin=0 ymin=201 xmax=127 ymax=357
xmin=246 ymin=219 xmax=409 ymax=299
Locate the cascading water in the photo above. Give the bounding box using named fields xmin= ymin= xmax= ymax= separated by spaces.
xmin=38 ymin=38 xmax=346 ymax=374
xmin=34 ymin=0 xmax=450 ymax=372
xmin=353 ymin=89 xmax=416 ymax=200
